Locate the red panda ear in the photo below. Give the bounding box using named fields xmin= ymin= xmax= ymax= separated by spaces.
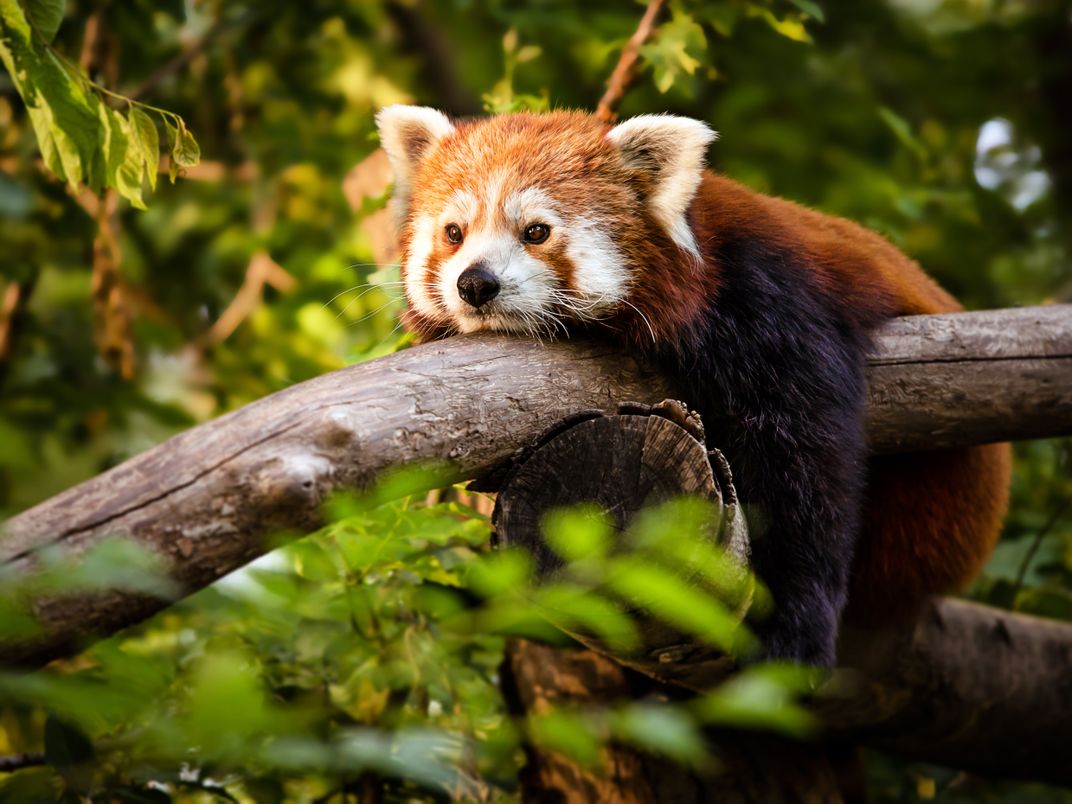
xmin=606 ymin=114 xmax=717 ymax=257
xmin=376 ymin=105 xmax=455 ymax=219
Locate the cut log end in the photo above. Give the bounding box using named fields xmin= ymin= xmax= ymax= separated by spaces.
xmin=492 ymin=399 xmax=748 ymax=688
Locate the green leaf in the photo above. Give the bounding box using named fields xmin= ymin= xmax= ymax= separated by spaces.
xmin=697 ymin=663 xmax=819 ymax=737
xmin=163 ymin=116 xmax=180 ymax=182
xmin=529 ymin=710 xmax=602 ymax=767
xmin=130 ymin=107 xmax=159 ymax=191
xmin=0 ymin=2 xmax=188 ymax=203
xmin=115 ymin=110 xmax=147 ymax=209
xmin=786 ymin=0 xmax=825 ymax=23
xmin=701 ymin=5 xmax=738 ymax=37
xmin=542 ymin=504 xmax=611 ymax=562
xmin=605 ymin=556 xmax=754 ymax=654
xmin=756 ymin=10 xmax=813 ymax=44
xmin=878 ymin=107 xmax=927 ymax=159
xmin=20 ymin=0 xmax=64 ymax=41
xmin=0 ymin=0 xmax=99 ymax=187
xmin=172 ymin=119 xmax=200 ymax=168
xmin=639 ymin=9 xmax=706 ymax=94
xmin=612 ymin=703 xmax=706 ymax=764
xmin=43 ymin=715 xmax=95 ymax=770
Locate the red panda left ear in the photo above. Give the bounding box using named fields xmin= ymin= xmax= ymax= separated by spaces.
xmin=606 ymin=114 xmax=717 ymax=257
xmin=376 ymin=105 xmax=456 ymax=221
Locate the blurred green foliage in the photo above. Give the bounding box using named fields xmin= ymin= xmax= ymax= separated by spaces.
xmin=1 ymin=0 xmax=1070 ymax=801
xmin=0 ymin=474 xmax=816 ymax=800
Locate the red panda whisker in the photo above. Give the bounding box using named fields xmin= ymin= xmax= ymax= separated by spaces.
xmin=332 ymin=285 xmax=407 ymax=321
xmin=323 ymin=282 xmax=406 ymax=309
xmin=615 ymin=297 xmax=657 ymax=344
xmin=546 ymin=289 xmax=614 ymax=323
xmin=345 ymin=296 xmax=407 ymax=327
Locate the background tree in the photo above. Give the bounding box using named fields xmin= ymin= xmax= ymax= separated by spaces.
xmin=0 ymin=0 xmax=1070 ymax=801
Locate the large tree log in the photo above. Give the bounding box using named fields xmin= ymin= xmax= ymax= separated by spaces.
xmin=1 ymin=305 xmax=1071 ymax=778
xmin=1 ymin=305 xmax=1070 ymax=665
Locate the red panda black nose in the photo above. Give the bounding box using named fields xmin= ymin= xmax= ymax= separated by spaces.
xmin=457 ymin=263 xmax=501 ymax=309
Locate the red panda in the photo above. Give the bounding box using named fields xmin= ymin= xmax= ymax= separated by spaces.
xmin=375 ymin=105 xmax=1012 ymax=665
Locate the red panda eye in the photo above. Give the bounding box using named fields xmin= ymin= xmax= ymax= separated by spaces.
xmin=523 ymin=223 xmax=550 ymax=244
xmin=445 ymin=224 xmax=463 ymax=245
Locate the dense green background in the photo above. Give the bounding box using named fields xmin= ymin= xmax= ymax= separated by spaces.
xmin=1 ymin=0 xmax=1070 ymax=801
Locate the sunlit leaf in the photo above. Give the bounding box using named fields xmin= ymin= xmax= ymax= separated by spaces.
xmin=172 ymin=119 xmax=200 ymax=168
xmin=639 ymin=9 xmax=706 ymax=94
xmin=787 ymin=0 xmax=825 ymax=23
xmin=129 ymin=107 xmax=160 ymax=191
xmin=20 ymin=0 xmax=64 ymax=41
xmin=755 ymin=9 xmax=813 ymax=44
xmin=697 ymin=663 xmax=820 ymax=737
xmin=0 ymin=1 xmax=98 ymax=186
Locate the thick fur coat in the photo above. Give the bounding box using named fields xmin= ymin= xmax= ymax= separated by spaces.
xmin=376 ymin=106 xmax=1011 ymax=664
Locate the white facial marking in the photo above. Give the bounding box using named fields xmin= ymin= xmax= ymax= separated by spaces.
xmin=565 ymin=217 xmax=628 ymax=314
xmin=484 ymin=170 xmax=509 ymax=213
xmin=438 ymin=228 xmax=557 ymax=334
xmin=443 ymin=189 xmax=479 ymax=227
xmin=503 ymin=187 xmax=562 ymax=228
xmin=403 ymin=215 xmax=440 ymax=318
xmin=417 ymin=181 xmax=633 ymax=337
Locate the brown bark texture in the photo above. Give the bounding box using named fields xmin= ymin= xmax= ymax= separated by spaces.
xmin=0 ymin=305 xmax=1070 ymax=788
xmin=1 ymin=305 xmax=1070 ymax=666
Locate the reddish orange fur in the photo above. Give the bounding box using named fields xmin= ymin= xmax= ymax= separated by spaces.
xmin=398 ymin=110 xmax=1011 ymax=620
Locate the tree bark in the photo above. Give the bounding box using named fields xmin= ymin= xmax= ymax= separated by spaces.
xmin=1 ymin=306 xmax=1071 ymax=781
xmin=2 ymin=305 xmax=1070 ymax=667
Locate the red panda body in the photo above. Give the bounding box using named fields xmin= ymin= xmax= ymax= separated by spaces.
xmin=376 ymin=107 xmax=1012 ymax=663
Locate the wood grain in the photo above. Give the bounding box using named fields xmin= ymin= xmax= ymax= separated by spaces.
xmin=1 ymin=306 xmax=1070 ymax=670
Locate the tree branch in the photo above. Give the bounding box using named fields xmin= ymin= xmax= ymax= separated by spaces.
xmin=0 ymin=752 xmax=46 ymax=773
xmin=1 ymin=305 xmax=1069 ymax=668
xmin=595 ymin=0 xmax=666 ymax=123
xmin=828 ymin=598 xmax=1072 ymax=785
xmin=0 ymin=306 xmax=1070 ymax=780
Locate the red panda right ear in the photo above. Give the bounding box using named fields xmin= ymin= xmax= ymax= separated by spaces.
xmin=375 ymin=105 xmax=455 ymax=221
xmin=606 ymin=114 xmax=716 ymax=258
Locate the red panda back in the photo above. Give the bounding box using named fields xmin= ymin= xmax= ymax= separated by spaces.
xmin=692 ymin=173 xmax=962 ymax=321
xmin=691 ymin=174 xmax=1013 ymax=621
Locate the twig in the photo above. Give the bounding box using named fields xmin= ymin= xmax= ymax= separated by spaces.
xmin=594 ymin=0 xmax=666 ymax=123
xmin=87 ymin=190 xmax=136 ymax=379
xmin=203 ymin=251 xmax=296 ymax=345
xmin=1012 ymin=495 xmax=1072 ymax=596
xmin=0 ymin=280 xmax=31 ymax=369
xmin=0 ymin=751 xmax=46 ymax=773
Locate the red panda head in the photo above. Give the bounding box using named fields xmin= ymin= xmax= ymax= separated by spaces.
xmin=375 ymin=106 xmax=716 ymax=342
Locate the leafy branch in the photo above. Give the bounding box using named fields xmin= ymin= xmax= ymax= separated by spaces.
xmin=0 ymin=0 xmax=200 ymax=208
